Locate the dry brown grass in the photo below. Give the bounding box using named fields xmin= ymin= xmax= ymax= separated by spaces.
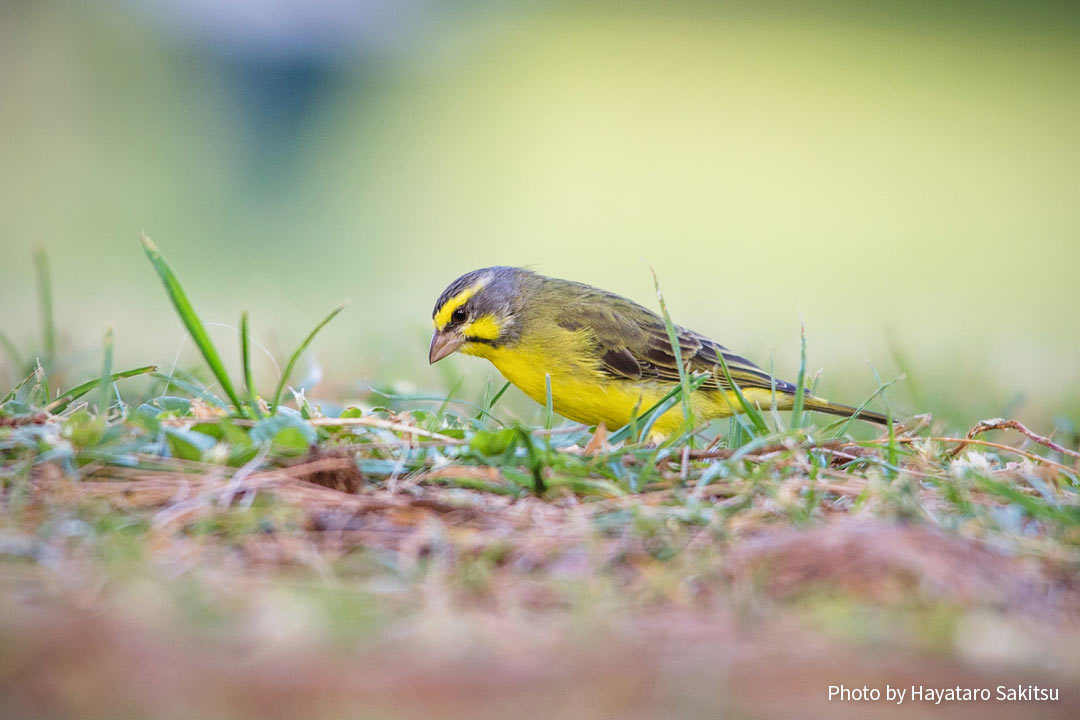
xmin=3 ymin=412 xmax=1080 ymax=719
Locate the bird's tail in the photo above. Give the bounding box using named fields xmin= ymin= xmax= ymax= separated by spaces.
xmin=803 ymin=397 xmax=892 ymax=426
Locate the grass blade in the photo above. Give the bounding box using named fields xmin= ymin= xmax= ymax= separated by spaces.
xmin=97 ymin=326 xmax=114 ymax=416
xmin=713 ymin=353 xmax=770 ymax=437
xmin=436 ymin=377 xmax=463 ymax=418
xmin=488 ymin=381 xmax=511 ymax=411
xmin=544 ymin=374 xmax=554 ymax=429
xmin=270 ymin=302 xmax=347 ymax=410
xmin=609 ymin=372 xmax=710 ymax=444
xmin=832 ymin=375 xmax=902 ymax=439
xmin=474 ymin=380 xmax=512 ymax=423
xmin=887 ymin=329 xmax=925 ymax=411
xmin=868 ymin=363 xmax=898 ymax=478
xmin=637 ymin=392 xmax=685 ymax=441
xmin=141 ymin=235 xmax=245 ymax=412
xmin=648 ymin=265 xmax=693 ymax=424
xmin=149 ymin=371 xmax=228 ymax=409
xmin=373 ymin=390 xmax=502 ymax=422
xmin=34 ymin=359 xmax=50 ymax=406
xmin=790 ymin=320 xmax=807 ymax=431
xmin=48 ymin=365 xmax=157 ymax=414
xmin=33 ymin=246 xmax=57 ymax=365
xmin=767 ymin=351 xmax=785 ymax=431
xmin=514 ymin=426 xmax=547 ymax=496
xmin=240 ymin=311 xmax=262 ymax=418
xmin=1 ymin=367 xmax=38 ymax=406
xmin=886 ymin=413 xmax=898 ymax=479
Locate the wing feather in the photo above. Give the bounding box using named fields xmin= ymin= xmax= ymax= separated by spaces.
xmin=559 ymin=288 xmax=797 ymax=395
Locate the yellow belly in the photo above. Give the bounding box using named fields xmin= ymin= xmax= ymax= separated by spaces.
xmin=467 ymin=343 xmax=786 ymax=435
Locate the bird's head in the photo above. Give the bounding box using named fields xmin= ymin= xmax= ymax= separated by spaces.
xmin=429 ymin=266 xmax=525 ymax=363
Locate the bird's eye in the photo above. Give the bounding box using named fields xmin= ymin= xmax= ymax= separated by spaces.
xmin=451 ymin=307 xmax=468 ymax=324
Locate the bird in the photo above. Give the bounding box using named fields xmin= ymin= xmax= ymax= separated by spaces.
xmin=428 ymin=266 xmax=889 ymax=435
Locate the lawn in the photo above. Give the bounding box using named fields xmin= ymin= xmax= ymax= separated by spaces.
xmin=2 ymin=242 xmax=1078 ymax=719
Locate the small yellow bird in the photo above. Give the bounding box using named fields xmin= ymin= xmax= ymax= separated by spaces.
xmin=429 ymin=267 xmax=888 ymax=434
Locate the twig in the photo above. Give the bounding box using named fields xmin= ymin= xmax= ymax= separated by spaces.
xmin=897 ymin=436 xmax=1075 ymax=475
xmin=948 ymin=418 xmax=1080 ymax=461
xmin=583 ymin=423 xmax=609 ymax=455
xmin=306 ymin=416 xmax=460 ymax=442
xmin=279 ymin=457 xmax=357 ymax=478
xmin=813 ymin=448 xmax=935 ymax=479
xmin=411 ymin=465 xmax=505 ymax=486
xmin=689 ymin=439 xmax=854 ymax=460
xmin=0 ymin=413 xmax=49 ymax=427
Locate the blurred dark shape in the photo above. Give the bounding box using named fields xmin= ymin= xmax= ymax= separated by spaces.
xmin=230 ymin=57 xmax=335 ymax=189
xmin=116 ymin=0 xmax=427 ymax=187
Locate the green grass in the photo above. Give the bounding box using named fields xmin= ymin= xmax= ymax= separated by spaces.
xmin=2 ymin=243 xmax=1080 ymax=719
xmin=649 ymin=264 xmax=694 ymax=428
xmin=3 ymin=241 xmax=1077 ymax=509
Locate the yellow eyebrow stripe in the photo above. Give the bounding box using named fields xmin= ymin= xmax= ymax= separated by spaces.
xmin=433 ymin=280 xmax=486 ymax=329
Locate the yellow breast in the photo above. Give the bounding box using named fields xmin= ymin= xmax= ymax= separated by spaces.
xmin=465 ymin=336 xmax=783 ymax=435
xmin=479 ymin=343 xmax=665 ymax=430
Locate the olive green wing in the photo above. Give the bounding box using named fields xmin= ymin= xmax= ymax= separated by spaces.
xmin=563 ymin=290 xmax=797 ymax=395
xmin=637 ymin=322 xmax=797 ymax=394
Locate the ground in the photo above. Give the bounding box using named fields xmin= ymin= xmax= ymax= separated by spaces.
xmin=1 ymin=246 xmax=1078 ymax=719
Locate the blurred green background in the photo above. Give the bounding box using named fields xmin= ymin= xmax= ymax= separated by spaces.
xmin=2 ymin=0 xmax=1078 ymax=427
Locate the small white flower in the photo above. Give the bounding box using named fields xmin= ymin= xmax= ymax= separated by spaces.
xmin=950 ymin=450 xmax=993 ymax=478
xmin=912 ymin=438 xmax=936 ymax=459
xmin=205 ymin=442 xmax=231 ymax=465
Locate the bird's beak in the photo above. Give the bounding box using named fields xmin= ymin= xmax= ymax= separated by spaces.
xmin=428 ymin=329 xmax=464 ymax=364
